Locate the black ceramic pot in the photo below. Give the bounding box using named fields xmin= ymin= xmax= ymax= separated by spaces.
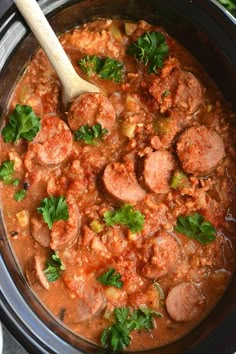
xmin=0 ymin=1 xmax=236 ymax=353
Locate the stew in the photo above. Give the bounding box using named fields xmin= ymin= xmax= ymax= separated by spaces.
xmin=0 ymin=19 xmax=236 ymax=352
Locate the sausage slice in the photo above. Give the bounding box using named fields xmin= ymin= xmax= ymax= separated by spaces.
xmin=149 ymin=58 xmax=202 ymax=114
xmin=141 ymin=232 xmax=180 ymax=279
xmin=31 ymin=216 xmax=50 ymax=247
xmin=68 ymin=92 xmax=116 ymax=132
xmin=144 ymin=151 xmax=175 ymax=193
xmin=166 ymin=282 xmax=206 ymax=322
xmin=50 ymin=198 xmax=80 ymax=250
xmin=177 ymin=125 xmax=225 ymax=176
xmin=103 ymin=162 xmax=146 ymax=203
xmin=26 ymin=256 xmax=49 ymax=290
xmin=63 ymin=274 xmax=106 ymax=323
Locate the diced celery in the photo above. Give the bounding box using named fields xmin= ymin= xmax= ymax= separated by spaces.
xmin=90 ymin=220 xmax=104 ymax=233
xmin=109 ymin=22 xmax=122 ymax=41
xmin=124 ymin=22 xmax=137 ymax=36
xmin=170 ymin=170 xmax=190 ymax=190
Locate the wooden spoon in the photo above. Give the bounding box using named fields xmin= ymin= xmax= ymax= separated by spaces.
xmin=14 ymin=0 xmax=100 ymax=107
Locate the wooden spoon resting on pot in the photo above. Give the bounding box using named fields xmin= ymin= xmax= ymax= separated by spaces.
xmin=14 ymin=0 xmax=100 ymax=107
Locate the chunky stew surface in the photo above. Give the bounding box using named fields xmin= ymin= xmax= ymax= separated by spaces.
xmin=0 ymin=19 xmax=236 ymax=352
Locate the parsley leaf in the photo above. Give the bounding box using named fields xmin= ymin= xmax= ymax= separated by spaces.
xmin=0 ymin=160 xmax=15 ymax=184
xmin=101 ymin=307 xmax=162 ymax=351
xmin=104 ymin=204 xmax=145 ymax=233
xmin=97 ymin=268 xmax=123 ymax=289
xmin=14 ymin=189 xmax=26 ymax=202
xmin=74 ymin=123 xmax=108 ymax=145
xmin=78 ymin=55 xmax=125 ymax=82
xmin=2 ymin=104 xmax=41 ymax=143
xmin=44 ymin=251 xmax=65 ymax=282
xmin=127 ymin=31 xmax=169 ymax=74
xmin=79 ymin=55 xmax=103 ymax=77
xmin=174 ymin=212 xmax=216 ymax=245
xmin=37 ymin=195 xmax=69 ymax=230
xmin=99 ymin=58 xmax=125 ymax=82
xmin=217 ymin=0 xmax=236 ymax=14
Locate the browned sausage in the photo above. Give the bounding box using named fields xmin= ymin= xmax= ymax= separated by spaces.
xmin=177 ymin=125 xmax=225 ymax=176
xmin=103 ymin=162 xmax=146 ymax=203
xmin=63 ymin=273 xmax=106 ymax=323
xmin=25 ymin=256 xmax=49 ymax=290
xmin=31 ymin=216 xmax=50 ymax=247
xmin=50 ymin=197 xmax=80 ymax=250
xmin=166 ymin=282 xmax=206 ymax=322
xmin=144 ymin=151 xmax=175 ymax=194
xmin=24 ymin=115 xmax=73 ymax=169
xmin=149 ymin=58 xmax=203 ymax=114
xmin=68 ymin=93 xmax=116 ymax=132
xmin=141 ymin=232 xmax=180 ymax=279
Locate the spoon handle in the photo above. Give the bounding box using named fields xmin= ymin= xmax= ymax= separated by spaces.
xmin=14 ymin=0 xmax=100 ymax=106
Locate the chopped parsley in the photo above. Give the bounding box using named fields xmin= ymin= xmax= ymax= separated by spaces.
xmin=97 ymin=268 xmax=123 ymax=289
xmin=2 ymin=104 xmax=41 ymax=143
xmin=175 ymin=212 xmax=216 ymax=245
xmin=37 ymin=195 xmax=69 ymax=230
xmin=14 ymin=189 xmax=26 ymax=202
xmin=104 ymin=204 xmax=145 ymax=233
xmin=127 ymin=31 xmax=169 ymax=74
xmin=0 ymin=160 xmax=15 ymax=184
xmin=74 ymin=123 xmax=108 ymax=145
xmin=12 ymin=179 xmax=20 ymax=186
xmin=101 ymin=307 xmax=162 ymax=351
xmin=217 ymin=0 xmax=236 ymax=15
xmin=44 ymin=252 xmax=65 ymax=282
xmin=78 ymin=55 xmax=125 ymax=82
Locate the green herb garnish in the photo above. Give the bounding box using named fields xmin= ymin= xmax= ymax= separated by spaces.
xmin=14 ymin=189 xmax=26 ymax=202
xmin=127 ymin=31 xmax=169 ymax=74
xmin=2 ymin=104 xmax=41 ymax=143
xmin=217 ymin=0 xmax=236 ymax=15
xmin=78 ymin=55 xmax=125 ymax=82
xmin=12 ymin=179 xmax=20 ymax=186
xmin=37 ymin=195 xmax=69 ymax=230
xmin=104 ymin=204 xmax=145 ymax=233
xmin=74 ymin=123 xmax=108 ymax=145
xmin=175 ymin=212 xmax=216 ymax=245
xmin=97 ymin=268 xmax=123 ymax=289
xmin=101 ymin=307 xmax=162 ymax=351
xmin=0 ymin=160 xmax=14 ymax=184
xmin=44 ymin=251 xmax=65 ymax=282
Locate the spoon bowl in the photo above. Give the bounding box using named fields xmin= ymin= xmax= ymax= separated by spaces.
xmin=14 ymin=0 xmax=100 ymax=108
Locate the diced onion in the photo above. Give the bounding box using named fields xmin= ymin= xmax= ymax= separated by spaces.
xmin=16 ymin=210 xmax=29 ymax=227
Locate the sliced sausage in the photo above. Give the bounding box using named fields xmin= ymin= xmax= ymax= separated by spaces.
xmin=144 ymin=151 xmax=175 ymax=194
xmin=31 ymin=216 xmax=50 ymax=247
xmin=68 ymin=93 xmax=116 ymax=132
xmin=24 ymin=115 xmax=73 ymax=169
xmin=177 ymin=125 xmax=225 ymax=176
xmin=141 ymin=232 xmax=180 ymax=279
xmin=166 ymin=282 xmax=206 ymax=322
xmin=148 ymin=58 xmax=202 ymax=114
xmin=63 ymin=273 xmax=106 ymax=323
xmin=50 ymin=197 xmax=80 ymax=250
xmin=103 ymin=162 xmax=146 ymax=203
xmin=25 ymin=256 xmax=49 ymax=290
